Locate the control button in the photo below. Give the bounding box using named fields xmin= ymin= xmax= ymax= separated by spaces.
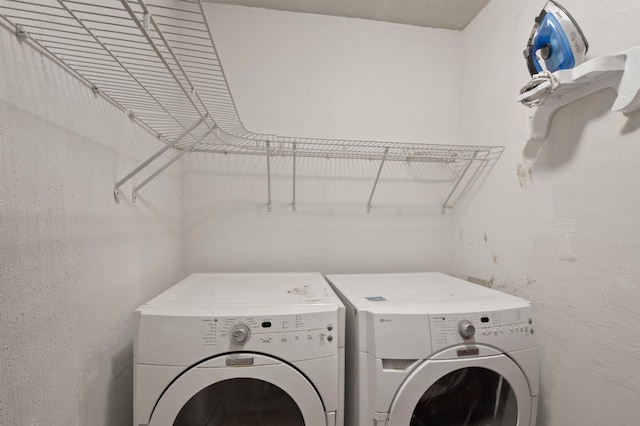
xmin=494 ymin=330 xmax=498 ymax=336
xmin=530 ymin=328 xmax=535 ymax=335
xmin=327 ymin=324 xmax=334 ymax=331
xmin=281 ymin=335 xmax=287 ymax=342
xmin=319 ymin=333 xmax=326 ymax=341
xmin=500 ymin=329 xmax=504 ymax=334
xmin=260 ymin=337 xmax=272 ymax=343
xmin=458 ymin=320 xmax=475 ymax=339
xmin=307 ymin=333 xmax=312 ymax=340
xmin=528 ymin=318 xmax=533 ymax=325
xmin=294 ymin=334 xmax=299 ymax=340
xmin=328 ymin=335 xmax=334 ymax=342
xmin=230 ymin=324 xmax=251 ymax=344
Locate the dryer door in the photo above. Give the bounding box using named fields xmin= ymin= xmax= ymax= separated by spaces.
xmin=387 ymin=355 xmax=531 ymax=426
xmin=148 ymin=353 xmax=327 ymax=426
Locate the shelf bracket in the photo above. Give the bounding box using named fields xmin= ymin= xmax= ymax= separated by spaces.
xmin=367 ymin=147 xmax=389 ymax=213
xmin=113 ymin=117 xmax=205 ymax=202
xmin=15 ymin=24 xmax=28 ymax=41
xmin=292 ymin=142 xmax=297 ymax=212
xmin=143 ymin=11 xmax=151 ymax=32
xmin=442 ymin=152 xmax=477 ymax=213
xmin=266 ymin=140 xmax=272 ymax=212
xmin=132 ymin=128 xmax=213 ymax=202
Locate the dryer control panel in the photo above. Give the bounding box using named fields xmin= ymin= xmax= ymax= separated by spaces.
xmin=429 ymin=306 xmax=536 ymax=354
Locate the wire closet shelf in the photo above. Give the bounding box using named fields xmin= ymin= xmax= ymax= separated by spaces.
xmin=0 ymin=0 xmax=504 ymax=211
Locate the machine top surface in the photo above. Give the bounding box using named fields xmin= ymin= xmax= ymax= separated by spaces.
xmin=326 ymin=272 xmax=530 ymax=313
xmin=142 ymin=272 xmax=342 ymax=308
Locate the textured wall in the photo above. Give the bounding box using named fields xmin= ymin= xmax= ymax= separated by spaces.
xmin=5 ymin=1 xmax=638 ymax=424
xmin=182 ymin=4 xmax=460 ymax=274
xmin=453 ymin=1 xmax=640 ymax=424
xmin=0 ymin=24 xmax=183 ymax=425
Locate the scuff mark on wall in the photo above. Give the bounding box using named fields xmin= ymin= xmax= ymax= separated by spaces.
xmin=488 ymin=276 xmax=536 ymax=296
xmin=516 ymin=163 xmax=534 ymax=188
xmin=553 ymin=216 xmax=580 ymax=262
xmin=466 ymin=275 xmax=495 ymax=288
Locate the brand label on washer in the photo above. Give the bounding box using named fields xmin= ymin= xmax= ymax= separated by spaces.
xmin=366 ymin=296 xmax=386 ymax=302
xmin=457 ymin=348 xmax=480 ymax=357
xmin=226 ymin=356 xmax=254 ymax=366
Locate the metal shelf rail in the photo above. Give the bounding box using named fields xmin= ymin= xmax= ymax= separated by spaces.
xmin=0 ymin=0 xmax=504 ymax=212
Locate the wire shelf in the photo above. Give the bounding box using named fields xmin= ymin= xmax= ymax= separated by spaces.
xmin=1 ymin=0 xmax=504 ymax=210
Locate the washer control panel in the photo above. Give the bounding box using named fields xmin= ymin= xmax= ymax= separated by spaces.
xmin=429 ymin=307 xmax=535 ymax=353
xmin=136 ymin=309 xmax=340 ymax=366
xmin=200 ymin=311 xmax=338 ymax=361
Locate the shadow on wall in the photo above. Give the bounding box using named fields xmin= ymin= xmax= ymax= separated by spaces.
xmin=104 ymin=341 xmax=134 ymax=426
xmin=621 ymin=108 xmax=640 ymax=134
xmin=522 ymin=89 xmax=618 ymax=166
xmin=80 ymin=336 xmax=134 ymax=426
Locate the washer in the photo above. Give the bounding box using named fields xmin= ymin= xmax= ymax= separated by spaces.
xmin=134 ymin=272 xmax=345 ymax=426
xmin=326 ymin=272 xmax=538 ymax=426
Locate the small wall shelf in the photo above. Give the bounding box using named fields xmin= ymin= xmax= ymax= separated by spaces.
xmin=521 ymin=47 xmax=640 ymax=141
xmin=1 ymin=0 xmax=504 ymax=212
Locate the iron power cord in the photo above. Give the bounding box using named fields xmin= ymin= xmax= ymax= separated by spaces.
xmin=518 ymin=71 xmax=560 ymax=107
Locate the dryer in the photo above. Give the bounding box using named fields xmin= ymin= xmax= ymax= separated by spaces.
xmin=134 ymin=272 xmax=345 ymax=426
xmin=326 ymin=272 xmax=538 ymax=426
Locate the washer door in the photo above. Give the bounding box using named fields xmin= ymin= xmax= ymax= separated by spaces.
xmin=387 ymin=355 xmax=531 ymax=426
xmin=149 ymin=353 xmax=327 ymax=426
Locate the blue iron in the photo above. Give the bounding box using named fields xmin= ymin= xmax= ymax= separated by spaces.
xmin=524 ymin=1 xmax=589 ymax=75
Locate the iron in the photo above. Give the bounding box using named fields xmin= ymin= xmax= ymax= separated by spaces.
xmin=524 ymin=1 xmax=589 ymax=76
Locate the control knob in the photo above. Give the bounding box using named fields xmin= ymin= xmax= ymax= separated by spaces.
xmin=458 ymin=320 xmax=475 ymax=339
xmin=230 ymin=324 xmax=251 ymax=344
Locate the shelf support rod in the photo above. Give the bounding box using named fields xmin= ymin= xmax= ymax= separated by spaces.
xmin=114 ymin=117 xmax=204 ymax=202
xmin=266 ymin=141 xmax=272 ymax=212
xmin=442 ymin=152 xmax=477 ymax=213
xmin=292 ymin=142 xmax=297 ymax=212
xmin=132 ymin=128 xmax=213 ymax=202
xmin=367 ymin=147 xmax=389 ymax=213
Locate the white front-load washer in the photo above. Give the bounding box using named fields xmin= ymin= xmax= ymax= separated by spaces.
xmin=326 ymin=272 xmax=539 ymax=426
xmin=133 ymin=272 xmax=345 ymax=426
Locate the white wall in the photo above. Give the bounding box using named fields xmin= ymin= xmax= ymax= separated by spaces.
xmin=182 ymin=4 xmax=461 ymax=274
xmin=0 ymin=25 xmax=183 ymax=425
xmin=454 ymin=1 xmax=640 ymax=424
xmin=5 ymin=1 xmax=637 ymax=424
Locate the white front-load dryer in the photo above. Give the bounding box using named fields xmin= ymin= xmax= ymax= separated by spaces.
xmin=133 ymin=272 xmax=345 ymax=426
xmin=326 ymin=272 xmax=539 ymax=426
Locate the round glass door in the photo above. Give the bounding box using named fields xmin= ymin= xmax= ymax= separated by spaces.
xmin=387 ymin=354 xmax=531 ymax=426
xmin=410 ymin=368 xmax=517 ymax=426
xmin=174 ymin=378 xmax=304 ymax=426
xmin=148 ymin=354 xmax=327 ymax=426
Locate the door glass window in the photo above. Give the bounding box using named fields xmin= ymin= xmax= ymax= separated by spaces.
xmin=410 ymin=367 xmax=518 ymax=426
xmin=174 ymin=378 xmax=305 ymax=426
